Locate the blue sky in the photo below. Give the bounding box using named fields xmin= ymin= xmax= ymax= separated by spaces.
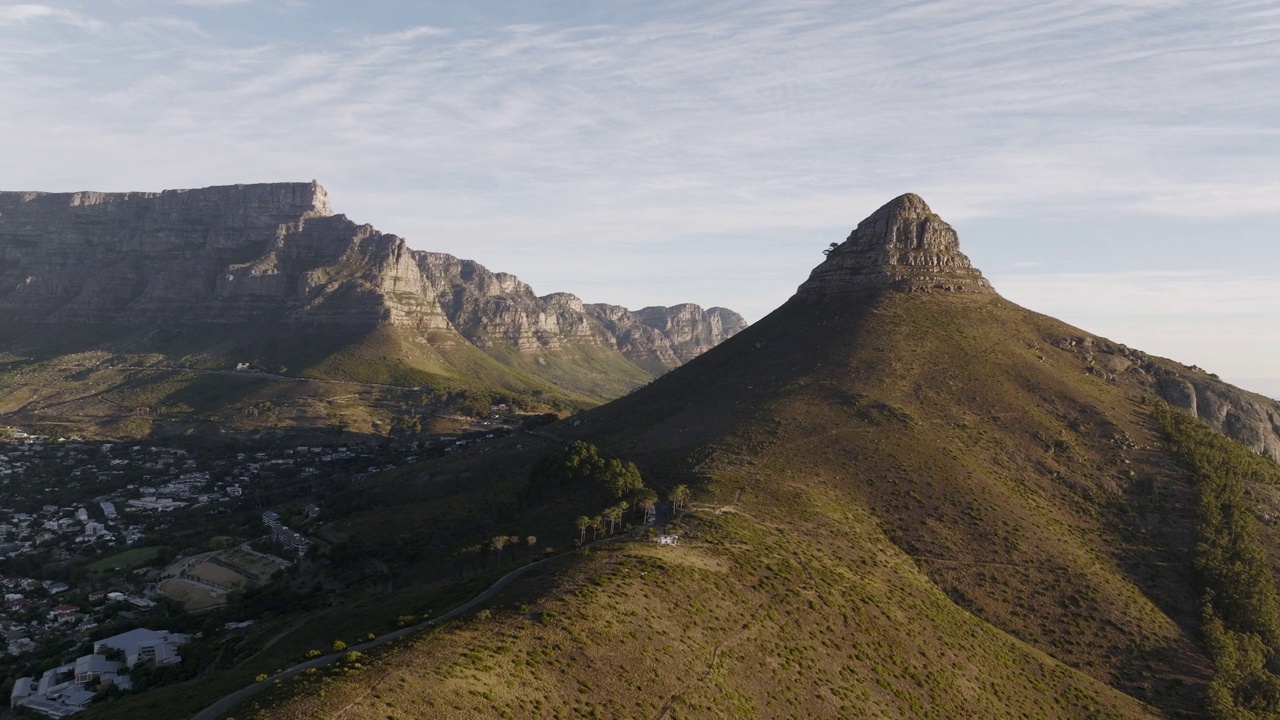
xmin=2 ymin=0 xmax=1278 ymax=397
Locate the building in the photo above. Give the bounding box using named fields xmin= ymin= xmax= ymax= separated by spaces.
xmin=10 ymin=677 xmax=36 ymax=708
xmin=263 ymin=509 xmax=309 ymax=556
xmin=274 ymin=527 xmax=311 ymax=556
xmin=73 ymin=654 xmax=124 ymax=685
xmin=125 ymin=497 xmax=187 ymax=511
xmin=93 ymin=628 xmax=189 ymax=667
xmin=13 ymin=662 xmax=98 ymax=717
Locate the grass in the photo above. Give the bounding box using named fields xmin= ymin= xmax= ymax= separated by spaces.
xmin=86 ymin=546 xmax=168 ymax=572
xmin=197 ymin=289 xmax=1258 ymax=719
xmin=0 ymin=320 xmax=644 ymax=440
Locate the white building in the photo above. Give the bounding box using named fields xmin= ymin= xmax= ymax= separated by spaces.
xmin=93 ymin=628 xmax=189 ymax=667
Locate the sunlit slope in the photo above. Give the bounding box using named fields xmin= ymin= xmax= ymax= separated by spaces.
xmin=248 ymin=289 xmax=1229 ymax=719
xmin=0 ymin=320 xmax=643 ymax=438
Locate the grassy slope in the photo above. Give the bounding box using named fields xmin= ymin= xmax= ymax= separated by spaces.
xmin=231 ymin=289 xmax=1270 ymax=719
xmin=0 ymin=320 xmax=657 ymax=438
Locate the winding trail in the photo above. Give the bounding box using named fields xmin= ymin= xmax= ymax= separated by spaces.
xmin=650 ymin=589 xmax=788 ymax=720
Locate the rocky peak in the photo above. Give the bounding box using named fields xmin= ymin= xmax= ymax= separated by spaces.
xmin=797 ymin=193 xmax=993 ymax=298
xmin=634 ymin=304 xmax=749 ymax=363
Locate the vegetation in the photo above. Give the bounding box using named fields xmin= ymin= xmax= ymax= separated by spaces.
xmin=523 ymin=440 xmax=645 ymax=504
xmin=1158 ymin=403 xmax=1280 ymax=719
xmin=50 ymin=290 xmax=1280 ymax=720
xmin=85 ymin=546 xmax=170 ymax=573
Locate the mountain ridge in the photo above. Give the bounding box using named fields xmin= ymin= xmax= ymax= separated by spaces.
xmin=0 ymin=182 xmax=746 ymax=436
xmin=213 ymin=192 xmax=1246 ymax=720
xmin=74 ymin=192 xmax=1280 ymax=720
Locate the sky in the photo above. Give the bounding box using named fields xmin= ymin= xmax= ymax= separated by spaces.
xmin=1 ymin=0 xmax=1278 ymax=398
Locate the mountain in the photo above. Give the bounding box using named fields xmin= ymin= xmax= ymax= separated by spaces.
xmin=216 ymin=194 xmax=1280 ymax=720
xmin=0 ymin=182 xmax=745 ymax=436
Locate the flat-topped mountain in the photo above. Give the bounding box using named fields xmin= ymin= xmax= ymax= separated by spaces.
xmin=0 ymin=182 xmax=745 ymax=436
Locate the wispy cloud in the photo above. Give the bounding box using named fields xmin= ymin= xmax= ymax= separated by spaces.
xmin=0 ymin=0 xmax=1278 ymax=380
xmin=174 ymin=0 xmax=253 ymax=7
xmin=0 ymin=3 xmax=102 ymax=30
xmin=6 ymin=1 xmax=1279 ymax=215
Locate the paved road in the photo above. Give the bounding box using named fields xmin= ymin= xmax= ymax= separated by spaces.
xmin=191 ymin=522 xmax=650 ymax=720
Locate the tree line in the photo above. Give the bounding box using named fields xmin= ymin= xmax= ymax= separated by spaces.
xmin=524 ymin=440 xmax=691 ymax=546
xmin=1157 ymin=402 xmax=1280 ymax=719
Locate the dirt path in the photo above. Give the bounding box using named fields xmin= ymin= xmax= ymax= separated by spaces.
xmin=651 ymin=589 xmax=788 ymax=720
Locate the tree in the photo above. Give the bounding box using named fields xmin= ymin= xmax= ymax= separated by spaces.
xmin=591 ymin=515 xmax=603 ymax=541
xmin=456 ymin=543 xmax=483 ymax=576
xmin=575 ymin=516 xmax=591 ymax=546
xmin=525 ymin=441 xmax=646 ymax=503
xmin=525 ymin=535 xmax=537 ymax=561
xmin=637 ymin=489 xmax=659 ymax=522
xmin=604 ymin=502 xmax=627 ymax=535
xmin=670 ymin=484 xmax=691 ymax=512
xmin=490 ymin=535 xmax=509 ymax=565
xmin=822 ymin=242 xmax=839 ymax=256
xmin=604 ymin=459 xmax=644 ymax=498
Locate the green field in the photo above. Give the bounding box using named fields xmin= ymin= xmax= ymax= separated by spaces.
xmin=87 ymin=546 xmax=167 ymax=572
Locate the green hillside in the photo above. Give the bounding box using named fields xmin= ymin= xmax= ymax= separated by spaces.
xmin=145 ymin=285 xmax=1279 ymax=720
xmin=0 ymin=321 xmax=649 ymax=439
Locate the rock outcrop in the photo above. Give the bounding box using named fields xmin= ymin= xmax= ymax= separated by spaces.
xmin=1155 ymin=369 xmax=1280 ymax=464
xmin=0 ymin=182 xmax=745 ymax=377
xmin=633 ymin=304 xmax=749 ymax=363
xmin=795 ymin=191 xmax=1280 ymax=466
xmin=797 ymin=193 xmax=993 ymax=297
xmin=1048 ymin=328 xmax=1280 ymax=465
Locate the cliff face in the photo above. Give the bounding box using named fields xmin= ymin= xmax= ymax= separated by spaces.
xmin=797 ymin=193 xmax=993 ymax=298
xmin=0 ymin=182 xmax=744 ymax=375
xmin=1154 ymin=369 xmax=1280 ymax=463
xmin=633 ymin=304 xmax=749 ymax=363
xmin=1046 ymin=336 xmax=1280 ymax=464
xmin=0 ymin=182 xmax=337 ymax=323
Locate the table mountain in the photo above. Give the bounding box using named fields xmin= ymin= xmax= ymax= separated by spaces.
xmin=0 ymin=182 xmax=745 ymax=436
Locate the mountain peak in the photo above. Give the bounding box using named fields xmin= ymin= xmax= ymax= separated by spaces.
xmin=797 ymin=193 xmax=993 ymax=297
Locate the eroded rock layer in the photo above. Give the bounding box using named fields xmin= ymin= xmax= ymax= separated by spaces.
xmin=0 ymin=182 xmax=746 ymax=375
xmin=798 ymin=193 xmax=993 ymax=297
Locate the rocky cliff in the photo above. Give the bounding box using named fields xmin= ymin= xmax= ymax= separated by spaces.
xmin=1044 ymin=335 xmax=1280 ymax=463
xmin=797 ymin=193 xmax=993 ymax=297
xmin=1148 ymin=364 xmax=1280 ymax=463
xmin=632 ymin=304 xmax=749 ymax=363
xmin=0 ymin=182 xmax=745 ymax=378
